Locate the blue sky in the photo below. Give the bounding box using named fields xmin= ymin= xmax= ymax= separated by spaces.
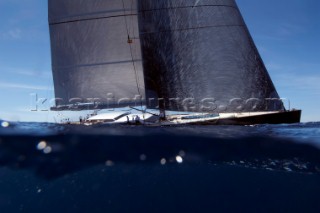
xmin=0 ymin=0 xmax=319 ymax=122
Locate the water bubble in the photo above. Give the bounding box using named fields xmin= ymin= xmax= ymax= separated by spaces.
xmin=1 ymin=121 xmax=10 ymax=128
xmin=37 ymin=141 xmax=47 ymax=150
xmin=176 ymin=155 xmax=183 ymax=164
xmin=284 ymin=167 xmax=292 ymax=172
xmin=105 ymin=160 xmax=114 ymax=167
xmin=160 ymin=158 xmax=166 ymax=165
xmin=140 ymin=154 xmax=147 ymax=161
xmin=18 ymin=155 xmax=26 ymax=162
xmin=43 ymin=146 xmax=52 ymax=154
xmin=179 ymin=150 xmax=186 ymax=157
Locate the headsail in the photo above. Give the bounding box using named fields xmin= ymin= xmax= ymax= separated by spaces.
xmin=138 ymin=0 xmax=285 ymax=113
xmin=48 ymin=0 xmax=145 ymax=110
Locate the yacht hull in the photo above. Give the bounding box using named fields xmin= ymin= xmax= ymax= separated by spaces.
xmin=194 ymin=110 xmax=302 ymax=126
xmin=80 ymin=110 xmax=302 ymax=126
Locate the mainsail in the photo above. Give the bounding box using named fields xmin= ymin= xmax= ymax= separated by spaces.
xmin=48 ymin=0 xmax=145 ymax=110
xmin=138 ymin=0 xmax=284 ymax=113
xmin=49 ymin=0 xmax=284 ymax=113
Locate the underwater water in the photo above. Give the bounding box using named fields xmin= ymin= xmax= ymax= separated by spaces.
xmin=0 ymin=122 xmax=320 ymax=213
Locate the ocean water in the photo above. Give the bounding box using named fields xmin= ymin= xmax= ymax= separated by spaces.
xmin=0 ymin=122 xmax=320 ymax=213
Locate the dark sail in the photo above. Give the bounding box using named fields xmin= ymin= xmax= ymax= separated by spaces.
xmin=48 ymin=0 xmax=145 ymax=110
xmin=138 ymin=0 xmax=285 ymax=112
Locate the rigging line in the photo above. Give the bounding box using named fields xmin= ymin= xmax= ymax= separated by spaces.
xmin=130 ymin=1 xmax=145 ymax=121
xmin=130 ymin=0 xmax=136 ymax=41
xmin=129 ymin=0 xmax=134 ymax=35
xmin=121 ymin=0 xmax=144 ymax=109
xmin=129 ymin=0 xmax=143 ymax=108
xmin=128 ymin=0 xmax=140 ymax=87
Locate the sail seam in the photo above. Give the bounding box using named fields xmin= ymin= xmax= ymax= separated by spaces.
xmin=139 ymin=4 xmax=237 ymax=12
xmin=140 ymin=24 xmax=245 ymax=35
xmin=49 ymin=5 xmax=237 ymax=26
xmin=52 ymin=60 xmax=143 ymax=70
xmin=49 ymin=14 xmax=138 ymax=25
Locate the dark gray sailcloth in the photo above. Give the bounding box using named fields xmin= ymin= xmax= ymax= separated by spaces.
xmin=138 ymin=0 xmax=285 ymax=113
xmin=49 ymin=0 xmax=145 ymax=110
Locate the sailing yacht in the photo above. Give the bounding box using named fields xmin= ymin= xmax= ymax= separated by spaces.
xmin=48 ymin=0 xmax=301 ymax=125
